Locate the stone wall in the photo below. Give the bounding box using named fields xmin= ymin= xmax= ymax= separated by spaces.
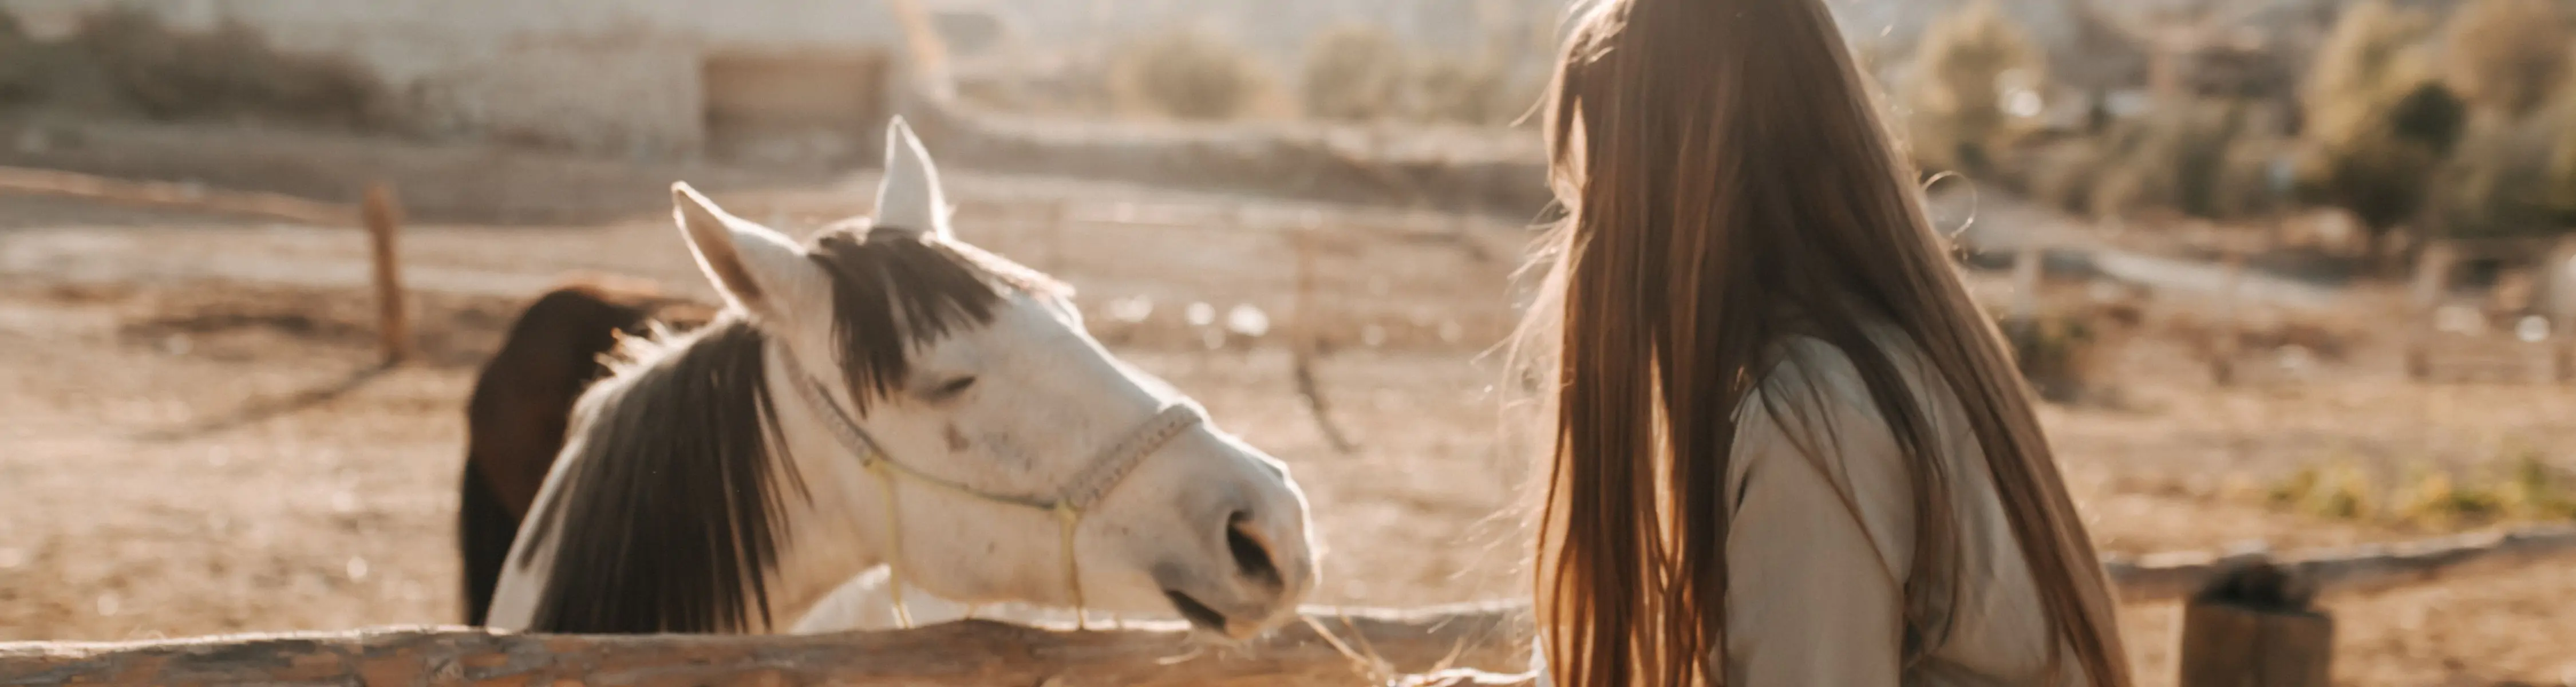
xmin=896 ymin=84 xmax=1552 ymax=218
xmin=0 ymin=0 xmax=906 ymax=157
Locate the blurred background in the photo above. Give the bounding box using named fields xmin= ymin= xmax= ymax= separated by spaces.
xmin=0 ymin=1 xmax=2570 ymax=685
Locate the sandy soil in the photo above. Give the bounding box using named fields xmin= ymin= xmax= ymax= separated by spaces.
xmin=0 ymin=125 xmax=2570 ymax=686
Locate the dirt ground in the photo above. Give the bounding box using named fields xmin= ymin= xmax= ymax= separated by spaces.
xmin=1 ymin=125 xmax=2572 ymax=686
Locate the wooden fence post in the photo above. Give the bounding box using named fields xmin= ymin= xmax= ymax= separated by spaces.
xmin=2177 ymin=562 xmax=2332 ymax=687
xmin=361 ymin=183 xmax=408 ymax=364
xmin=2211 ymin=250 xmax=2246 ymax=386
xmin=1288 ymin=213 xmax=1359 ymax=454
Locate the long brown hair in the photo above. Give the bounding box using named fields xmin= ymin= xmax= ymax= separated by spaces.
xmin=1516 ymin=0 xmax=2132 ymax=685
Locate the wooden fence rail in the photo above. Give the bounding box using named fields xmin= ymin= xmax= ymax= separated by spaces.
xmin=0 ymin=165 xmax=354 ymax=226
xmin=5 ymin=525 xmax=2570 ymax=686
xmin=0 ymin=606 xmax=1524 ymax=687
xmin=0 ymin=165 xmax=410 ymax=364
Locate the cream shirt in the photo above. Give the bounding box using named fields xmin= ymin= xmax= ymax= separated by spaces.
xmin=1535 ymin=327 xmax=2084 ymax=686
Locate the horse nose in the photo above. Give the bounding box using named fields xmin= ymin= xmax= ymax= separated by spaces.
xmin=1224 ymin=510 xmax=1283 ymax=591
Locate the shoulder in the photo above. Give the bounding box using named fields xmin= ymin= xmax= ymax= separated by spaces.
xmin=1729 ymin=333 xmax=1927 ymax=578
xmin=1739 ymin=334 xmax=1886 ymax=445
xmin=1739 ymin=322 xmax=1949 ymax=443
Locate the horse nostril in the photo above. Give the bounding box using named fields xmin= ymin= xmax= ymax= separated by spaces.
xmin=1224 ymin=511 xmax=1281 ymax=589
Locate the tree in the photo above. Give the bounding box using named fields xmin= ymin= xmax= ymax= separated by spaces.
xmin=1903 ymin=0 xmax=2048 ymax=176
xmin=2440 ymin=0 xmax=2571 ymax=117
xmin=2297 ymin=2 xmax=2464 ymax=266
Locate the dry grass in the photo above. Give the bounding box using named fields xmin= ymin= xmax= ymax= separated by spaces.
xmin=1409 ymin=56 xmax=1524 ymax=127
xmin=1297 ymin=25 xmax=1532 ymax=126
xmin=1996 ymin=298 xmax=2142 ymax=404
xmin=2266 ymin=451 xmax=2576 ymax=526
xmin=2091 ymin=100 xmax=2278 ymax=220
xmin=0 ymin=7 xmax=388 ymax=129
xmin=1299 ymin=25 xmax=1411 ymax=122
xmin=2440 ymin=0 xmax=2571 ymax=117
xmin=1109 ymin=29 xmax=1279 ymax=121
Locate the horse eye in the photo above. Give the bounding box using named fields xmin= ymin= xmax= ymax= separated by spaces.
xmin=927 ymin=376 xmax=977 ymax=401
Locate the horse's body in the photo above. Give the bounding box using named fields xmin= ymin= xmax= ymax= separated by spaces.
xmin=457 ymin=279 xmax=712 ymax=625
xmin=485 ymin=120 xmax=1317 ymax=637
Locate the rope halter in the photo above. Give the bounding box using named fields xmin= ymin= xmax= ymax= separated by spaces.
xmin=781 ymin=352 xmax=1205 ymax=629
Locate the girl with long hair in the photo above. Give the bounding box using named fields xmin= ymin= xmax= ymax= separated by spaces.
xmin=1502 ymin=0 xmax=2135 ymax=684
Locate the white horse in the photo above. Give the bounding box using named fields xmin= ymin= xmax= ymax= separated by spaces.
xmin=486 ymin=119 xmax=1318 ymax=638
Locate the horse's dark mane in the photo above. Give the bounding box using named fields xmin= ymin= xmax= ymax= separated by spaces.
xmin=517 ymin=227 xmax=1045 ymax=634
xmin=457 ymin=279 xmax=712 ymax=626
xmin=806 ymin=227 xmax=1060 ymax=416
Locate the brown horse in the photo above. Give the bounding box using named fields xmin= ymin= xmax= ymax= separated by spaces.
xmin=458 ymin=277 xmax=713 ymax=625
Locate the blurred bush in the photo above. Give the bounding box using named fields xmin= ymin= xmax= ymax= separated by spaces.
xmin=0 ymin=11 xmax=26 ymax=101
xmin=2094 ymin=101 xmax=2279 ymax=219
xmin=1996 ymin=300 xmax=2139 ymax=404
xmin=1411 ymin=55 xmax=1524 ymax=125
xmin=2278 ymin=451 xmax=2576 ymax=526
xmin=2017 ymin=137 xmax=2113 ymax=216
xmin=2440 ymin=0 xmax=2570 ymax=117
xmin=1299 ymin=25 xmax=1534 ymax=126
xmin=2429 ymin=0 xmax=2576 ymax=242
xmin=1300 ymin=25 xmax=1411 ymax=121
xmin=0 ymin=7 xmax=386 ymax=128
xmin=2267 ymin=462 xmax=2379 ymax=520
xmin=1111 ymin=29 xmax=1277 ymax=121
xmin=2297 ymin=2 xmax=2464 ymax=263
xmin=73 ymin=8 xmax=385 ymax=128
xmin=2429 ymin=112 xmax=2563 ymax=238
xmin=1903 ymin=0 xmax=2047 ymax=176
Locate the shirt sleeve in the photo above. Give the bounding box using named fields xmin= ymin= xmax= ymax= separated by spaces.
xmin=1721 ymin=343 xmax=1918 ymax=687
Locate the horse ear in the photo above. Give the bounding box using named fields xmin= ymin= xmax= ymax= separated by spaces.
xmin=672 ymin=182 xmax=817 ymax=323
xmin=872 ymin=117 xmax=953 ymax=240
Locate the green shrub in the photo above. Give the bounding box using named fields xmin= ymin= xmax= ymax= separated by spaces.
xmin=2395 ymin=471 xmax=2511 ymax=524
xmin=2503 ymin=449 xmax=2576 ymax=519
xmin=1300 ymin=25 xmax=1410 ymax=121
xmin=2269 ymin=451 xmax=2575 ymax=526
xmin=1111 ymin=29 xmax=1276 ymax=121
xmin=2440 ymin=0 xmax=2571 ymax=117
xmin=1903 ymin=0 xmax=2046 ymax=176
xmin=2266 ymin=463 xmax=2379 ymax=520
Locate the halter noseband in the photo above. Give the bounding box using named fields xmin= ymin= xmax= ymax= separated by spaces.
xmin=781 ymin=352 xmax=1204 ymax=629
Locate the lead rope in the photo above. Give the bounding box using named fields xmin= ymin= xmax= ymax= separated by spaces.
xmin=868 ymin=460 xmax=915 ymax=629
xmin=784 ymin=354 xmax=1202 ymax=633
xmin=1055 ymin=502 xmax=1086 ymax=629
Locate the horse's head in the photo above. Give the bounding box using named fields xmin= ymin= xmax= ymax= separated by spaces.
xmin=667 ymin=119 xmax=1315 ymax=638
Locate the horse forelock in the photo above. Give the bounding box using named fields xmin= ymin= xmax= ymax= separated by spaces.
xmin=805 ymin=226 xmax=1066 ymax=416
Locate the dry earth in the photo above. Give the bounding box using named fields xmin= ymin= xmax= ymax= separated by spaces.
xmin=0 ymin=125 xmax=2570 ymax=686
